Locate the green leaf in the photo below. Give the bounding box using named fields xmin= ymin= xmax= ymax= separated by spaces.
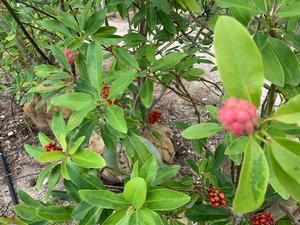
xmin=146 ymin=189 xmax=190 ymax=211
xmin=69 ymin=136 xmax=85 ymax=155
xmin=116 ymin=48 xmax=139 ymax=70
xmin=146 ymin=7 xmax=157 ymax=31
xmin=52 ymin=110 xmax=67 ymax=142
xmin=225 ymin=136 xmax=249 ymax=155
xmin=87 ymin=41 xmax=103 ymax=95
xmin=182 ymin=123 xmax=222 ymax=139
xmin=61 ymin=159 xmax=70 ymax=180
xmin=47 ymin=164 xmax=61 ymax=190
xmin=276 ymin=2 xmax=300 ymax=17
xmin=180 ymin=0 xmax=202 ymax=13
xmin=34 ymin=64 xmax=60 ymax=75
xmin=185 ymin=204 xmax=230 ymax=221
xmin=216 ymin=0 xmax=257 ymax=11
xmin=270 ymin=138 xmax=300 ymax=180
xmin=272 ymin=94 xmax=300 ymax=126
xmin=36 ymin=206 xmax=73 ymax=221
xmin=260 ymin=42 xmax=285 ymax=87
xmin=14 ymin=204 xmax=40 ymax=221
xmin=140 ymin=80 xmax=153 ymax=108
xmin=123 ymin=32 xmax=146 ymax=46
xmin=232 ymin=138 xmax=269 ymax=214
xmin=51 ymin=92 xmax=97 ymax=111
xmin=102 ymin=209 xmax=130 ymax=225
xmin=36 ymin=164 xmax=56 ymax=191
xmin=105 ymin=105 xmax=127 ymax=133
xmin=38 ymin=132 xmax=52 ymax=146
xmin=66 ymin=161 xmax=104 ymax=190
xmin=153 ymin=165 xmax=180 ymax=185
xmin=185 ymin=203 xmax=230 ymax=222
xmin=139 ymin=156 xmax=157 ymax=185
xmin=72 ymin=148 xmax=106 ymax=168
xmin=67 ymin=109 xmax=91 ymax=131
xmin=269 ymin=150 xmax=300 ymax=202
xmin=40 ymin=19 xmax=71 ymax=36
xmin=157 ymin=10 xmax=176 ymax=34
xmin=123 ymin=132 xmax=152 ymax=164
xmin=24 ymin=144 xmax=45 ymax=159
xmin=56 ymin=11 xmax=78 ymax=30
xmin=268 ymin=37 xmax=300 ymax=86
xmin=50 ymin=45 xmax=71 ymax=71
xmin=108 ymin=70 xmax=137 ymax=99
xmin=153 ymin=0 xmax=171 ymax=12
xmin=152 ymin=52 xmax=187 ymax=71
xmin=214 ymin=16 xmax=264 ymax=106
xmin=124 ymin=177 xmax=147 ymax=209
xmin=80 ymin=190 xmax=129 ymax=209
xmin=84 ymin=9 xmax=107 ymax=35
xmin=37 ymin=151 xmax=64 ymax=163
xmin=145 ymin=44 xmax=156 ymax=63
xmin=17 ymin=189 xmax=43 ymax=208
xmin=134 ymin=208 xmax=164 ymax=225
xmin=79 ymin=207 xmax=102 ymax=225
xmin=71 ymin=201 xmax=93 ymax=220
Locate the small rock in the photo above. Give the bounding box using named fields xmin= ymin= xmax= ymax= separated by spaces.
xmin=7 ymin=131 xmax=14 ymax=137
xmin=0 ymin=115 xmax=5 ymax=119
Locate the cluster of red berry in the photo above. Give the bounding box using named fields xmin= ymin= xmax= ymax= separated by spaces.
xmin=147 ymin=110 xmax=161 ymax=124
xmin=250 ymin=212 xmax=274 ymax=225
xmin=43 ymin=141 xmax=63 ymax=152
xmin=102 ymin=85 xmax=113 ymax=105
xmin=207 ymin=187 xmax=227 ymax=207
xmin=64 ymin=48 xmax=78 ymax=64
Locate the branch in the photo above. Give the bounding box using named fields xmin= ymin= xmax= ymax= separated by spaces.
xmin=1 ymin=0 xmax=53 ymax=64
xmin=278 ymin=203 xmax=300 ymax=225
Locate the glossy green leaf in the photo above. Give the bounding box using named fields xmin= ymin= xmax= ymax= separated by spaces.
xmin=260 ymin=42 xmax=285 ymax=87
xmin=181 ymin=0 xmax=202 ymax=12
xmin=108 ymin=70 xmax=137 ymax=99
xmin=50 ymin=45 xmax=71 ymax=71
xmin=79 ymin=207 xmax=102 ymax=225
xmin=38 ymin=132 xmax=52 ymax=146
xmin=40 ymin=20 xmax=71 ymax=36
xmin=37 ymin=151 xmax=64 ymax=163
xmin=36 ymin=206 xmax=73 ymax=221
xmin=146 ymin=189 xmax=190 ymax=211
xmin=67 ymin=109 xmax=92 ymax=131
xmin=269 ymin=151 xmax=300 ymax=202
xmin=24 ymin=144 xmax=45 ymax=159
xmin=272 ymin=94 xmax=300 ymax=126
xmin=36 ymin=164 xmax=56 ymax=191
xmin=139 ymin=156 xmax=157 ymax=185
xmin=105 ymin=105 xmax=127 ymax=133
xmin=153 ymin=165 xmax=180 ymax=185
xmin=80 ymin=190 xmax=129 ymax=209
xmin=56 ymin=11 xmax=78 ymax=30
xmin=157 ymin=10 xmax=176 ymax=34
xmin=182 ymin=123 xmax=222 ymax=139
xmin=232 ymin=138 xmax=269 ymax=214
xmin=116 ymin=48 xmax=139 ymax=70
xmin=268 ymin=37 xmax=300 ymax=85
xmin=17 ymin=189 xmax=43 ymax=208
xmin=84 ymin=9 xmax=107 ymax=35
xmin=51 ymin=92 xmax=97 ymax=111
xmin=276 ymin=2 xmax=300 ymax=17
xmin=270 ymin=138 xmax=300 ymax=180
xmin=140 ymin=80 xmax=153 ymax=108
xmin=124 ymin=177 xmax=147 ymax=209
xmin=152 ymin=52 xmax=187 ymax=71
xmin=185 ymin=204 xmax=230 ymax=221
xmin=14 ymin=204 xmax=40 ymax=221
xmin=52 ymin=110 xmax=67 ymax=142
xmin=225 ymin=136 xmax=249 ymax=155
xmin=102 ymin=209 xmax=131 ymax=225
xmin=135 ymin=208 xmax=164 ymax=225
xmin=71 ymin=201 xmax=93 ymax=220
xmin=72 ymin=148 xmax=106 ymax=168
xmin=214 ymin=16 xmax=264 ymax=106
xmin=216 ymin=0 xmax=257 ymax=11
xmin=66 ymin=161 xmax=104 ymax=190
xmin=87 ymin=41 xmax=103 ymax=95
xmin=69 ymin=136 xmax=85 ymax=155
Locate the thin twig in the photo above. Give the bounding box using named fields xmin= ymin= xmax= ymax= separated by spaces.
xmin=1 ymin=0 xmax=53 ymax=64
xmin=15 ymin=1 xmax=57 ymax=20
xmin=278 ymin=203 xmax=300 ymax=225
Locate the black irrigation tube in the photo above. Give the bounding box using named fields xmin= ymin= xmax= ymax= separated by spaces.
xmin=0 ymin=151 xmax=19 ymax=205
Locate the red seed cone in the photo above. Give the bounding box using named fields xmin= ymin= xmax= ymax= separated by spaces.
xmin=43 ymin=141 xmax=63 ymax=152
xmin=147 ymin=110 xmax=161 ymax=124
xmin=102 ymin=85 xmax=113 ymax=105
xmin=218 ymin=97 xmax=258 ymax=136
xmin=64 ymin=48 xmax=78 ymax=64
xmin=250 ymin=212 xmax=274 ymax=225
xmin=207 ymin=187 xmax=227 ymax=207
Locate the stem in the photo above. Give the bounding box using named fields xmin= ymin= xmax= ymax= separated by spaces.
xmin=266 ymin=84 xmax=276 ymax=116
xmin=15 ymin=1 xmax=57 ymax=20
xmin=1 ymin=0 xmax=53 ymax=64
